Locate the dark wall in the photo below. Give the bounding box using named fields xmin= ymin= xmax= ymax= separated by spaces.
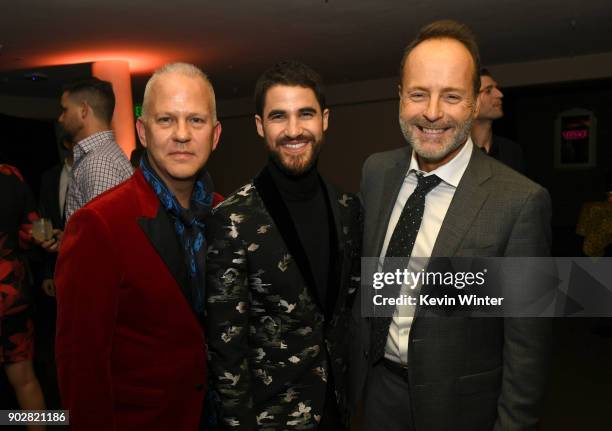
xmin=495 ymin=79 xmax=611 ymax=255
xmin=0 ymin=113 xmax=58 ymax=198
xmin=206 ymin=114 xmax=267 ymax=196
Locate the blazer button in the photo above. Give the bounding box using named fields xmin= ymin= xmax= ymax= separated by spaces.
xmin=195 ymin=383 xmax=204 ymax=391
xmin=363 ymin=349 xmax=369 ymax=359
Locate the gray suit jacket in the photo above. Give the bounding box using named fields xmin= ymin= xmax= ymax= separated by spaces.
xmin=349 ymin=144 xmax=552 ymax=431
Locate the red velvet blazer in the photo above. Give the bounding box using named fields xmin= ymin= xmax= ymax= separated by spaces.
xmin=55 ymin=169 xmax=221 ymax=431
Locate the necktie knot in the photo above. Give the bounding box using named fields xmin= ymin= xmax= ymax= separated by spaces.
xmin=414 ymin=172 xmax=442 ymax=195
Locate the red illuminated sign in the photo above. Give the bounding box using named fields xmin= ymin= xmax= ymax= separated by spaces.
xmin=562 ymin=129 xmax=589 ymax=140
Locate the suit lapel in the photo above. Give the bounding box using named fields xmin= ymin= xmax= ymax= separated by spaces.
xmin=370 ymin=152 xmax=410 ymax=257
xmin=322 ymin=180 xmax=345 ymax=319
xmin=137 ymin=206 xmax=191 ymax=306
xmin=413 ymin=148 xmax=492 ymax=319
xmin=402 ymin=148 xmax=491 ymax=320
xmin=430 ymin=147 xmax=491 ymax=258
xmin=253 ymin=168 xmax=323 ymax=311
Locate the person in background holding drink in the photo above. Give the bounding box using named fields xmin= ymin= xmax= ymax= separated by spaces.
xmin=0 ymin=162 xmax=46 ymax=431
xmin=30 ymin=135 xmax=74 ymax=411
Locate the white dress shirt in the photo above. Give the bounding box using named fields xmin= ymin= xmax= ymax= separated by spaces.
xmin=380 ymin=138 xmax=473 ymax=364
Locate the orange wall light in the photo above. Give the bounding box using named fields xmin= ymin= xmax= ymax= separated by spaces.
xmin=38 ymin=49 xmax=170 ymax=75
xmin=91 ymin=60 xmax=135 ymax=158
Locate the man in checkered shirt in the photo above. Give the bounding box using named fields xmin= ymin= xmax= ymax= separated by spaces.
xmin=59 ymin=78 xmax=133 ymax=221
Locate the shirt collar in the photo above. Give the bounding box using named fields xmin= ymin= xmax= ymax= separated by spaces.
xmin=74 ymin=130 xmax=115 ymax=159
xmin=408 ymin=136 xmax=473 ymax=188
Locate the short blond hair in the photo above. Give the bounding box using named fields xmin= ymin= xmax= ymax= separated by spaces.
xmin=141 ymin=62 xmax=217 ymax=121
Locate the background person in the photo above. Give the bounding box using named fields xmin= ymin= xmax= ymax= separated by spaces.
xmin=471 ymin=68 xmax=526 ymax=173
xmin=0 ymin=162 xmax=46 ymax=431
xmin=58 ymin=78 xmax=133 ymax=221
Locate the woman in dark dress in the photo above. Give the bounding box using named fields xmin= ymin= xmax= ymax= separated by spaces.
xmin=0 ymin=163 xmax=46 ymax=429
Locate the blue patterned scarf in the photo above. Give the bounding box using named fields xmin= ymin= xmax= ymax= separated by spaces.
xmin=140 ymin=155 xmax=213 ymax=319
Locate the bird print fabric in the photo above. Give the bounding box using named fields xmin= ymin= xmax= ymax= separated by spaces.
xmin=206 ymin=180 xmax=362 ymax=431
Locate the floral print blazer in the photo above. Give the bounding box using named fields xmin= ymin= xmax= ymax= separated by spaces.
xmin=206 ymin=169 xmax=362 ymax=431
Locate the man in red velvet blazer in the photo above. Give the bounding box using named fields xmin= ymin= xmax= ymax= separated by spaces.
xmin=55 ymin=62 xmax=222 ymax=430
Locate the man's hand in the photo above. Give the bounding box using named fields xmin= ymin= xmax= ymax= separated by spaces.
xmin=41 ymin=278 xmax=56 ymax=297
xmin=33 ymin=229 xmax=63 ymax=253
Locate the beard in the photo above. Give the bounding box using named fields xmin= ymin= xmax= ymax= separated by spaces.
xmin=399 ymin=112 xmax=473 ymax=162
xmin=61 ymin=128 xmax=75 ymax=144
xmin=267 ymin=132 xmax=322 ymax=176
xmin=60 ymin=121 xmax=81 ymax=144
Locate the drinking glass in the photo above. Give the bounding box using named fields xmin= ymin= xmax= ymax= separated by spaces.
xmin=32 ymin=218 xmax=53 ymax=242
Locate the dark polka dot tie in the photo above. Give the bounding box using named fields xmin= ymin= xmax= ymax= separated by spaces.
xmin=370 ymin=172 xmax=442 ymax=363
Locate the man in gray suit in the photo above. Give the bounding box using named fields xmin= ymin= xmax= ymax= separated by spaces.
xmin=349 ymin=20 xmax=552 ymax=430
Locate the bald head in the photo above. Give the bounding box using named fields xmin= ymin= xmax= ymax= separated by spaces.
xmin=141 ymin=62 xmax=217 ymax=121
xmin=135 ymin=63 xmax=222 ymax=205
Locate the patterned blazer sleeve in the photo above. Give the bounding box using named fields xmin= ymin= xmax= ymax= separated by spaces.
xmin=206 ymin=209 xmax=256 ymax=430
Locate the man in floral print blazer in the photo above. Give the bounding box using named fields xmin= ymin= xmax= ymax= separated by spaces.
xmin=206 ymin=61 xmax=362 ymax=430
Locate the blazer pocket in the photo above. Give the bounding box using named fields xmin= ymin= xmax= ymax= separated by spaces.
xmin=456 ymin=367 xmax=502 ymax=395
xmin=114 ymin=383 xmax=166 ymax=407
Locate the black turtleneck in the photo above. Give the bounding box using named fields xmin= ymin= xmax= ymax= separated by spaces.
xmin=266 ymin=158 xmax=332 ymax=309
